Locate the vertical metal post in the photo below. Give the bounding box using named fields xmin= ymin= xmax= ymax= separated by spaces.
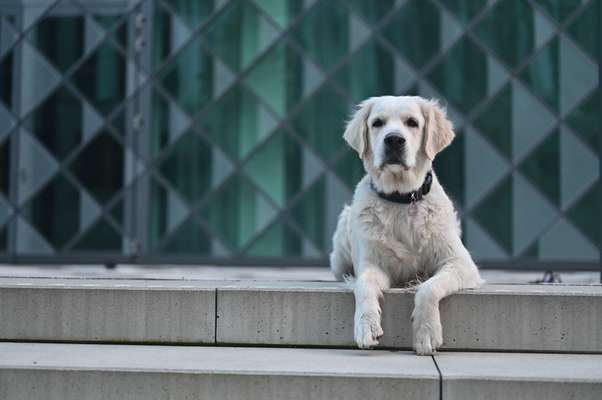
xmin=7 ymin=4 xmax=24 ymax=262
xmin=599 ymin=0 xmax=602 ymax=283
xmin=129 ymin=0 xmax=153 ymax=261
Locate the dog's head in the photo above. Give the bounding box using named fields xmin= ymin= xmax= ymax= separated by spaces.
xmin=343 ymin=96 xmax=454 ymax=192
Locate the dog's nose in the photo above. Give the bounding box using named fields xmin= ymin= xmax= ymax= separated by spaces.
xmin=384 ymin=133 xmax=405 ymax=148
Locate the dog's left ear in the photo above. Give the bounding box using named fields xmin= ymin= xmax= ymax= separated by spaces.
xmin=343 ymin=98 xmax=375 ymax=158
xmin=421 ymin=99 xmax=455 ymax=161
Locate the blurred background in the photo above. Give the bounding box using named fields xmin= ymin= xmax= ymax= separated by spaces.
xmin=0 ymin=0 xmax=599 ymax=271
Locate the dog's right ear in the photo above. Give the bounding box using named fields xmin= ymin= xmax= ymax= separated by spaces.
xmin=343 ymin=98 xmax=375 ymax=158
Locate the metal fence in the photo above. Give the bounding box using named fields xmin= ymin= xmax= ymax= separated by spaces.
xmin=0 ymin=0 xmax=600 ymax=270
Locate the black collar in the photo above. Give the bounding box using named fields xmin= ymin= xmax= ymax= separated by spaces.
xmin=371 ymin=171 xmax=433 ymax=204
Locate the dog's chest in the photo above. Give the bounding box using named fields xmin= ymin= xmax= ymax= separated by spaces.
xmin=375 ymin=201 xmax=435 ymax=253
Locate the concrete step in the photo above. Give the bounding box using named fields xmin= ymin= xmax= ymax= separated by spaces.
xmin=436 ymin=352 xmax=602 ymax=400
xmin=0 ymin=343 xmax=439 ymax=400
xmin=1 ymin=277 xmax=601 ymax=352
xmin=1 ymin=343 xmax=600 ymax=400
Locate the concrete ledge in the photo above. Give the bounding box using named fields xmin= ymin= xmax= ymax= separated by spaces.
xmin=435 ymin=352 xmax=602 ymax=400
xmin=216 ymin=281 xmax=413 ymax=348
xmin=1 ymin=278 xmax=601 ymax=352
xmin=0 ymin=278 xmax=216 ymax=343
xmin=440 ymin=285 xmax=602 ymax=352
xmin=0 ymin=343 xmax=438 ymax=400
xmin=217 ymin=282 xmax=602 ymax=352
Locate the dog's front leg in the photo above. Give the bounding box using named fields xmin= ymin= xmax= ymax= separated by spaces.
xmin=353 ymin=266 xmax=390 ymax=349
xmin=412 ymin=245 xmax=481 ymax=355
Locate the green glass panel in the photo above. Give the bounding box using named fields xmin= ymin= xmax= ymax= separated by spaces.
xmin=71 ymin=41 xmax=126 ymax=115
xmin=434 ymin=132 xmax=465 ymax=206
xmin=567 ymin=0 xmax=600 ymax=60
xmin=159 ymin=38 xmax=214 ymax=115
xmin=291 ymin=1 xmax=349 ymax=71
xmin=0 ymin=225 xmax=6 ymax=251
xmin=29 ymin=16 xmax=83 ymax=72
xmin=333 ymin=40 xmax=394 ymax=102
xmin=535 ymin=0 xmax=581 ymax=22
xmin=109 ymin=106 xmax=126 ymax=136
xmin=473 ymin=175 xmax=512 ymax=253
xmin=520 ymin=242 xmax=539 ymax=258
xmin=150 ymin=89 xmax=173 ymax=157
xmin=475 ymin=0 xmax=541 ymax=69
xmin=334 ymin=150 xmax=365 ymax=190
xmin=203 ymin=1 xmax=278 ymax=71
xmin=519 ymin=130 xmax=560 ymax=206
xmin=290 ymin=176 xmax=327 ymax=251
xmin=112 ymin=20 xmax=128 ymax=50
xmin=152 ymin=4 xmax=175 ymax=68
xmin=93 ymin=14 xmax=121 ymax=31
xmin=158 ymin=130 xmax=212 ymax=203
xmin=474 ymin=84 xmax=512 ymax=157
xmin=148 ymin=177 xmax=192 ymax=251
xmin=382 ymin=0 xmax=441 ymax=68
xmin=290 ymin=83 xmax=349 ymax=161
xmin=196 ymin=85 xmax=276 ymax=160
xmin=161 ymin=218 xmax=211 ymax=254
xmin=164 ymin=0 xmax=215 ymax=29
xmin=520 ymin=38 xmax=559 ymax=111
xmin=244 ymin=129 xmax=304 ymax=207
xmin=245 ymin=220 xmax=303 ymax=256
xmin=244 ymin=42 xmax=304 ymax=117
xmin=0 ymin=138 xmax=9 ymax=196
xmin=253 ymin=0 xmax=304 ymax=29
xmin=24 ymin=86 xmax=82 ymax=159
xmin=428 ymin=39 xmax=487 ymax=113
xmin=566 ymin=88 xmax=599 ymax=152
xmin=0 ymin=53 xmax=13 ymax=108
xmin=442 ymin=0 xmax=487 ymax=24
xmin=347 ymin=0 xmax=395 ymax=24
xmin=148 ymin=179 xmax=169 ymax=248
xmin=69 ymin=133 xmax=124 ymax=204
xmin=567 ymin=181 xmax=600 ymax=244
xmin=22 ymin=174 xmax=79 ymax=249
xmin=200 ymin=174 xmax=277 ymax=250
xmin=72 ymin=218 xmax=120 ymax=251
xmin=109 ymin=197 xmax=124 ymax=226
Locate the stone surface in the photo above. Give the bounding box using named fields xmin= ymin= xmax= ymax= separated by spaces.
xmin=216 ymin=283 xmax=414 ymax=347
xmin=435 ymin=352 xmax=602 ymax=400
xmin=0 ymin=278 xmax=216 ymax=343
xmin=1 ymin=277 xmax=601 ymax=352
xmin=217 ymin=282 xmax=602 ymax=352
xmin=1 ymin=264 xmax=599 ymax=284
xmin=440 ymin=285 xmax=602 ymax=352
xmin=0 ymin=343 xmax=438 ymax=400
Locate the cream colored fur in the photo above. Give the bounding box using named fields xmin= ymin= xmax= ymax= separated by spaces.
xmin=330 ymin=96 xmax=483 ymax=355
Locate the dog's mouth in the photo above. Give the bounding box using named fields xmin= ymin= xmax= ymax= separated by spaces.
xmin=381 ymin=153 xmax=411 ymax=171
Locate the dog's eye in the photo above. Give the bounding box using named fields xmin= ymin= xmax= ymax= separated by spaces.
xmin=406 ymin=118 xmax=419 ymax=128
xmin=371 ymin=118 xmax=384 ymax=128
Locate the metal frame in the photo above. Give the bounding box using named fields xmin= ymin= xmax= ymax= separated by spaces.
xmin=599 ymin=0 xmax=602 ymax=282
xmin=0 ymin=0 xmax=600 ymax=273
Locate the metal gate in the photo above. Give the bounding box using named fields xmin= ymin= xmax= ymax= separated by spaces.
xmin=0 ymin=0 xmax=600 ymax=269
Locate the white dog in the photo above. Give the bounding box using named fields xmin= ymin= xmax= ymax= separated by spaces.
xmin=330 ymin=96 xmax=482 ymax=355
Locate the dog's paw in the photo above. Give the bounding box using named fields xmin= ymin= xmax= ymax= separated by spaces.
xmin=354 ymin=312 xmax=383 ymax=349
xmin=412 ymin=315 xmax=442 ymax=355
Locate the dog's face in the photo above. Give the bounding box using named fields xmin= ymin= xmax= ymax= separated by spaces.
xmin=367 ymin=97 xmax=425 ymax=171
xmin=343 ymin=96 xmax=454 ymax=182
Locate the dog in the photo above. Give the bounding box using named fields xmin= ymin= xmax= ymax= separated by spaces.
xmin=330 ymin=96 xmax=482 ymax=355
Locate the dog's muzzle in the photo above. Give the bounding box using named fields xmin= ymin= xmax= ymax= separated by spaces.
xmin=383 ymin=132 xmax=405 ymax=165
